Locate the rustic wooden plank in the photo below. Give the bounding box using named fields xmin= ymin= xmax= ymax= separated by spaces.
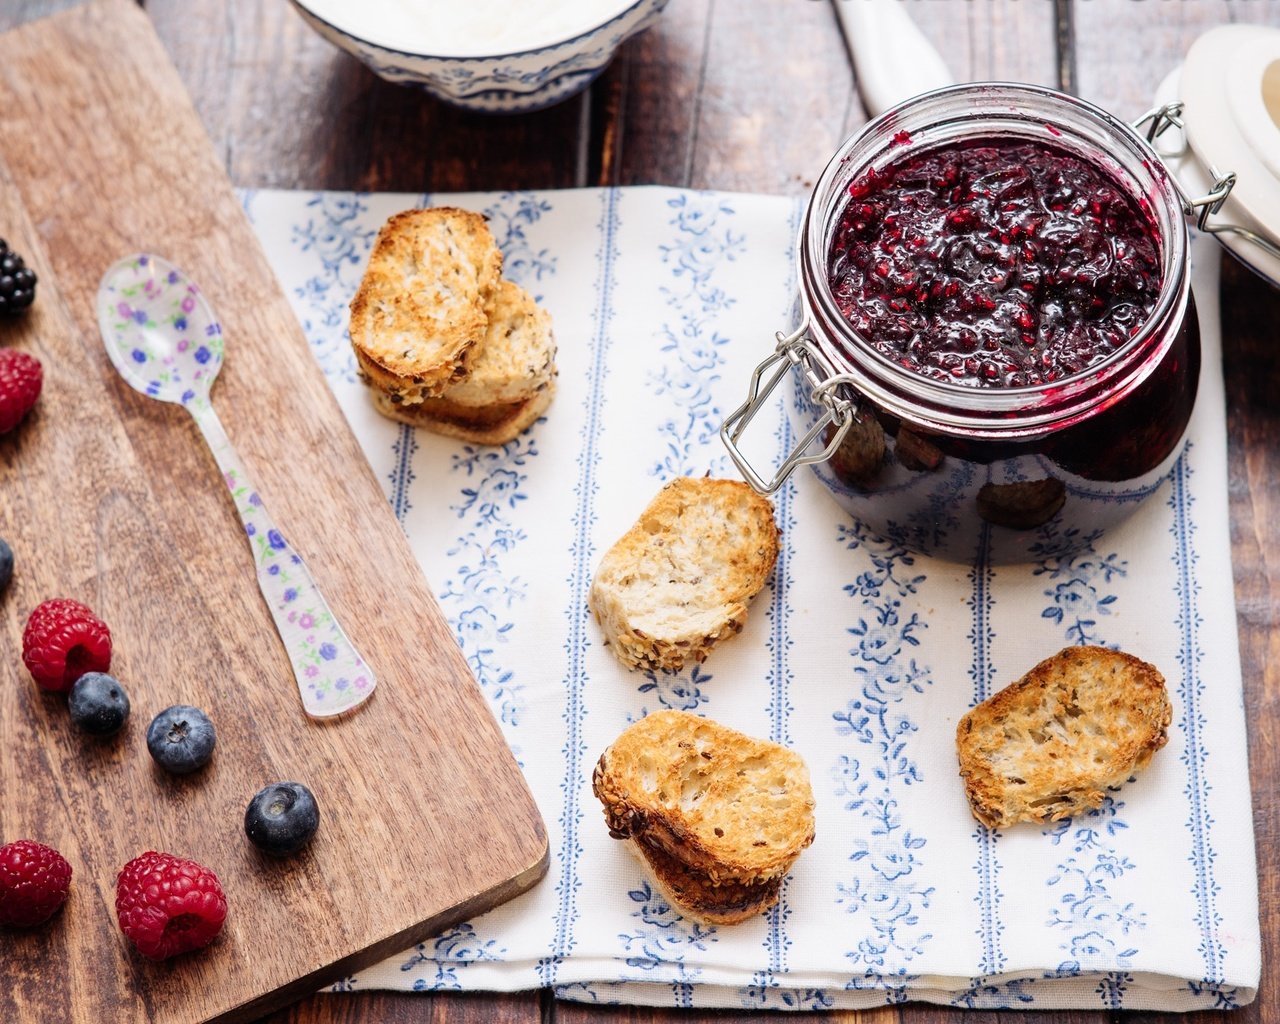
xmin=589 ymin=0 xmax=712 ymax=187
xmin=1054 ymin=0 xmax=1076 ymax=94
xmin=0 ymin=3 xmax=546 ymax=1022
xmin=907 ymin=0 xmax=1059 ymax=88
xmin=557 ymin=1005 xmax=897 ymax=1024
xmin=255 ymin=990 xmax=542 ymax=1024
xmin=1073 ymin=0 xmax=1280 ymax=116
xmin=1220 ymin=256 xmax=1280 ymax=1024
xmin=685 ymin=0 xmax=856 ymax=193
xmin=592 ymin=0 xmax=854 ymax=193
xmin=145 ymin=0 xmax=588 ymax=192
xmin=611 ymin=0 xmax=1062 ymax=193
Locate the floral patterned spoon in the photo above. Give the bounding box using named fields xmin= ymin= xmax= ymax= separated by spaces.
xmin=95 ymin=254 xmax=375 ymax=719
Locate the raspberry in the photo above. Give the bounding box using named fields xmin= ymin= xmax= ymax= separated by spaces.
xmin=0 ymin=839 xmax=72 ymax=927
xmin=0 ymin=349 xmax=43 ymax=433
xmin=22 ymin=598 xmax=113 ymax=693
xmin=115 ymin=851 xmax=227 ymax=960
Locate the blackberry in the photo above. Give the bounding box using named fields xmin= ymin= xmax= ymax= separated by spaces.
xmin=0 ymin=240 xmax=36 ymax=315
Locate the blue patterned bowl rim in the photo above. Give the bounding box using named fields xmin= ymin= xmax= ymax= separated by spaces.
xmin=289 ymin=0 xmax=651 ymax=61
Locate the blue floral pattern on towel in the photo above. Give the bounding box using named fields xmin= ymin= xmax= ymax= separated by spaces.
xmin=484 ymin=193 xmax=557 ymax=291
xmin=1033 ymin=525 xmax=1129 ymax=646
xmin=618 ymin=880 xmax=718 ymax=1002
xmin=649 ymin=193 xmax=742 ymax=482
xmin=832 ymin=520 xmax=935 ymax=989
xmin=438 ymin=437 xmax=539 ymax=728
xmin=399 ymin=923 xmax=509 ymax=991
xmin=287 ymin=193 xmax=381 ymax=382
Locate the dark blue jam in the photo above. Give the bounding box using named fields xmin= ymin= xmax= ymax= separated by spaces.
xmin=827 ymin=137 xmax=1163 ymax=388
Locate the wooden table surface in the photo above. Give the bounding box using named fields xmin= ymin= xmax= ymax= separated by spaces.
xmin=6 ymin=0 xmax=1279 ymax=1022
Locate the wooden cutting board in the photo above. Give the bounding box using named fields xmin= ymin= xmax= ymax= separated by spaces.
xmin=0 ymin=2 xmax=547 ymax=1021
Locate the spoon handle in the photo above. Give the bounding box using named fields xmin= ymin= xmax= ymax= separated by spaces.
xmin=832 ymin=0 xmax=953 ymax=117
xmin=187 ymin=400 xmax=376 ymax=718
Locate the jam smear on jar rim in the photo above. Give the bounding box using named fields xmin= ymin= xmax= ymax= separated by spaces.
xmin=826 ymin=136 xmax=1163 ymax=389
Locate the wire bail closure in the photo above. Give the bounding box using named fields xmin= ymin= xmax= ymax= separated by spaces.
xmin=720 ymin=323 xmax=857 ymax=494
xmin=1133 ymin=101 xmax=1280 ymax=260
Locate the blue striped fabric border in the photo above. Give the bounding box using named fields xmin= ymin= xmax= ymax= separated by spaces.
xmin=757 ymin=191 xmax=806 ymax=1000
xmin=1169 ymin=445 xmax=1228 ymax=996
xmin=968 ymin=523 xmax=1005 ymax=975
xmin=539 ymin=187 xmax=621 ymax=986
xmin=388 ymin=424 xmax=418 ymax=525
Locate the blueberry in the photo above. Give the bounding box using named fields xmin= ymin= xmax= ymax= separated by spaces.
xmin=244 ymin=782 xmax=319 ymax=856
xmin=0 ymin=538 xmax=11 ymax=595
xmin=146 ymin=704 xmax=216 ymax=774
xmin=68 ymin=673 xmax=130 ymax=736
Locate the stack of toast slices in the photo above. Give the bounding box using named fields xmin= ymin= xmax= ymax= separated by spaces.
xmin=349 ymin=207 xmax=557 ymax=445
xmin=593 ymin=709 xmax=816 ymax=924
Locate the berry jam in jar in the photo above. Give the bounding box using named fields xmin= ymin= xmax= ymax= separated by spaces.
xmin=722 ymin=84 xmax=1199 ymax=563
xmin=827 ymin=137 xmax=1162 ymax=389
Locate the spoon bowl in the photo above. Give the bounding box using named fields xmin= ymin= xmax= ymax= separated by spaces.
xmin=97 ymin=254 xmax=225 ymax=407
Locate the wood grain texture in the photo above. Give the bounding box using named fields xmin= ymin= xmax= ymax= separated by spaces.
xmin=256 ymin=991 xmax=545 ymax=1024
xmin=686 ymin=0 xmax=856 ymax=193
xmin=1221 ymin=253 xmax=1280 ymax=1024
xmin=1073 ymin=0 xmax=1280 ymax=118
xmin=592 ymin=0 xmax=857 ymax=192
xmin=906 ymin=0 xmax=1059 ymax=88
xmin=557 ymin=1007 xmax=898 ymax=1024
xmin=0 ymin=3 xmax=546 ymax=1022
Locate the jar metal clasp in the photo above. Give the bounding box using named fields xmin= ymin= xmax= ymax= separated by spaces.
xmin=720 ymin=323 xmax=857 ymax=494
xmin=1134 ymin=101 xmax=1280 ymax=261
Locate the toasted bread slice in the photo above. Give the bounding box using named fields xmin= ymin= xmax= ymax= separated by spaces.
xmin=626 ymin=838 xmax=782 ymax=925
xmin=445 ymin=279 xmax=556 ymax=406
xmin=593 ymin=710 xmax=815 ymax=886
xmin=588 ymin=477 xmax=780 ymax=673
xmin=372 ymin=381 xmax=554 ymax=446
xmin=349 ymin=207 xmax=502 ymax=402
xmin=956 ymin=645 xmax=1172 ymax=828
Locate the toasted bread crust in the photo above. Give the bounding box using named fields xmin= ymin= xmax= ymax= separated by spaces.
xmin=627 ymin=838 xmax=781 ymax=925
xmin=588 ymin=478 xmax=780 ymax=673
xmin=349 ymin=207 xmax=502 ymax=400
xmin=446 ymin=279 xmax=557 ymax=405
xmin=372 ymin=381 xmax=554 ymax=446
xmin=956 ymin=645 xmax=1172 ymax=828
xmin=593 ymin=710 xmax=815 ymax=886
xmin=354 ymin=344 xmax=477 ymax=405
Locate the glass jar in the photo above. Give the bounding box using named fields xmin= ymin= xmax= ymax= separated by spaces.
xmin=722 ymin=83 xmax=1200 ymax=564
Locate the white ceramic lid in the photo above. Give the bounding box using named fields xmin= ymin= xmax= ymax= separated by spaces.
xmin=1163 ymin=24 xmax=1280 ymax=286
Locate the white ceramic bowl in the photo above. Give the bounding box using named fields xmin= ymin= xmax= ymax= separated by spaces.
xmin=290 ymin=0 xmax=670 ymax=113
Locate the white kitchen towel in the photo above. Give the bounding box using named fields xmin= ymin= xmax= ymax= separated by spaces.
xmin=245 ymin=186 xmax=1260 ymax=1011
